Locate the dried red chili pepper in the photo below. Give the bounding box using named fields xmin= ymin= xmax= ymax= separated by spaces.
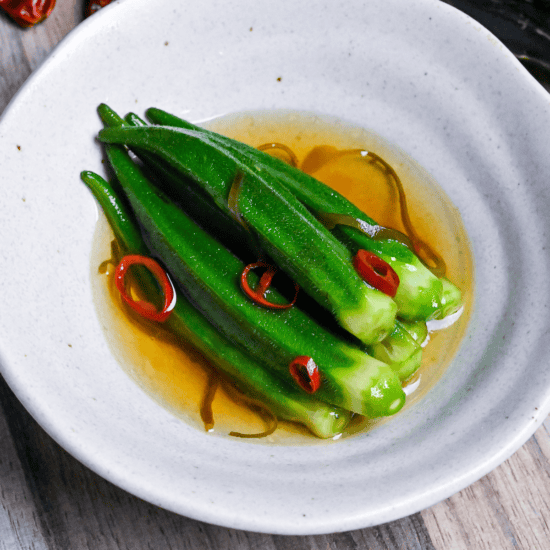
xmin=115 ymin=254 xmax=175 ymax=322
xmin=289 ymin=356 xmax=321 ymax=394
xmin=353 ymin=249 xmax=400 ymax=298
xmin=0 ymin=0 xmax=56 ymax=27
xmin=85 ymin=0 xmax=113 ymax=17
xmin=240 ymin=261 xmax=299 ymax=310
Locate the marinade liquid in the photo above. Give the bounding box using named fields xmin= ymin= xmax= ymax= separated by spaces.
xmin=90 ymin=110 xmax=474 ymax=444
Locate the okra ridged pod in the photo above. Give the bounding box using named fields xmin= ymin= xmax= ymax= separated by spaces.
xmin=121 ymin=109 xmax=424 ymax=385
xmin=440 ymin=277 xmax=463 ymax=319
xmin=80 ymin=169 xmax=353 ymax=438
xmin=97 ymin=130 xmax=405 ymax=418
xmin=144 ymin=108 xmax=462 ymax=322
xmin=368 ymin=320 xmax=422 ymax=382
xmin=98 ymin=123 xmax=398 ymax=346
xmin=400 ymin=319 xmax=429 ymax=347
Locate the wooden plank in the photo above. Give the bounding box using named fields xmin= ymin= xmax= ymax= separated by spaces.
xmin=0 ymin=17 xmax=30 ymax=111
xmin=18 ymin=1 xmax=83 ymax=69
xmin=0 ymin=401 xmax=48 ymax=550
xmin=422 ymin=420 xmax=550 ymax=550
xmin=0 ymin=0 xmax=82 ymax=113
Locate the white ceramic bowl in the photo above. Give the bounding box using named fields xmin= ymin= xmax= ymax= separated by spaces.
xmin=1 ymin=0 xmax=550 ymax=535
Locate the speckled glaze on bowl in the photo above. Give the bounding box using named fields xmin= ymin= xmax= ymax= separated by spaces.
xmin=1 ymin=0 xmax=549 ymax=535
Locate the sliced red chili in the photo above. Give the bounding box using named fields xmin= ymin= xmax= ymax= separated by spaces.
xmin=289 ymin=356 xmax=321 ymax=394
xmin=240 ymin=262 xmax=299 ymax=309
xmin=0 ymin=0 xmax=56 ymax=27
xmin=85 ymin=0 xmax=112 ymax=17
xmin=353 ymin=249 xmax=400 ymax=297
xmin=115 ymin=255 xmax=175 ymax=322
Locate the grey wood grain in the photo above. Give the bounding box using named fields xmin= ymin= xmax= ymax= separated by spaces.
xmin=0 ymin=409 xmax=48 ymax=550
xmin=422 ymin=419 xmax=550 ymax=550
xmin=0 ymin=0 xmax=83 ymax=112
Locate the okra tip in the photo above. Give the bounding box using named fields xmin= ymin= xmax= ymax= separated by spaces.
xmin=97 ymin=103 xmax=125 ymax=127
xmin=80 ymin=170 xmax=102 ymax=184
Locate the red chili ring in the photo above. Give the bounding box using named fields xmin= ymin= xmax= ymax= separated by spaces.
xmin=85 ymin=0 xmax=112 ymax=17
xmin=115 ymin=255 xmax=175 ymax=322
xmin=1 ymin=0 xmax=56 ymax=27
xmin=289 ymin=356 xmax=321 ymax=394
xmin=353 ymin=249 xmax=400 ymax=297
xmin=240 ymin=262 xmax=299 ymax=309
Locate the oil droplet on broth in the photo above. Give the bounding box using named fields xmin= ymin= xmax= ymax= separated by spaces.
xmin=90 ymin=110 xmax=474 ymax=444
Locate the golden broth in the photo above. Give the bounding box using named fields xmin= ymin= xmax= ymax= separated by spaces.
xmin=90 ymin=111 xmax=474 ymax=444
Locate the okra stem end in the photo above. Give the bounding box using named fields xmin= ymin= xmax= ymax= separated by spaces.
xmin=340 ymin=290 xmax=397 ymax=345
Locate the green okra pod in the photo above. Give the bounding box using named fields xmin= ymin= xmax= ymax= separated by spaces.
xmin=121 ymin=107 xmax=423 ymax=383
xmin=144 ymin=107 xmax=462 ymax=321
xmin=369 ymin=320 xmax=423 ymax=382
xmin=121 ymin=110 xmax=259 ymax=262
xmin=97 ymin=127 xmax=405 ymax=418
xmin=400 ymin=319 xmax=429 ymax=346
xmin=98 ymin=122 xmax=398 ymax=346
xmin=81 ymin=169 xmax=353 ymax=438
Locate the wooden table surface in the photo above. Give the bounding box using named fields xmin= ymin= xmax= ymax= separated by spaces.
xmin=1 ymin=1 xmax=549 ymax=549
